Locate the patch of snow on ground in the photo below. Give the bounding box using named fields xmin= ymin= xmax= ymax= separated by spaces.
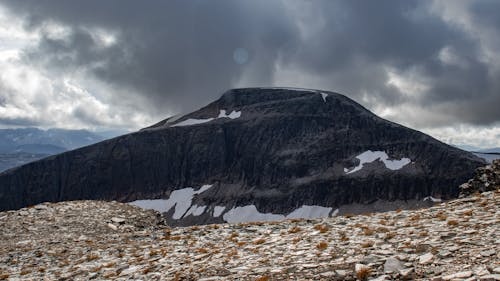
xmin=286 ymin=205 xmax=332 ymax=219
xmin=223 ymin=205 xmax=285 ymax=223
xmin=184 ymin=205 xmax=207 ymax=217
xmin=331 ymin=208 xmax=339 ymax=216
xmin=213 ymin=206 xmax=226 ymax=217
xmin=196 ymin=184 xmax=213 ymax=194
xmin=223 ymin=204 xmax=340 ymax=223
xmin=171 ymin=110 xmax=241 ymax=127
xmin=423 ymin=196 xmax=442 ymax=203
xmin=218 ymin=109 xmax=241 ymax=119
xmin=171 ymin=118 xmax=214 ymax=127
xmin=128 ymin=184 xmax=213 ymax=219
xmin=345 ymin=150 xmax=411 ymax=174
xmin=320 ymin=92 xmax=328 ymax=102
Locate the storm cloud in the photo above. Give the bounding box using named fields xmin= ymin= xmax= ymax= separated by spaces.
xmin=0 ymin=0 xmax=499 ymax=146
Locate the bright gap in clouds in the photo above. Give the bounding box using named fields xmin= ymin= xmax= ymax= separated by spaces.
xmin=0 ymin=6 xmax=155 ymax=131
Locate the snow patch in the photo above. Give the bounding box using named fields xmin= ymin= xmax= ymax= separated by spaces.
xmin=423 ymin=196 xmax=442 ymax=203
xmin=331 ymin=208 xmax=339 ymax=216
xmin=218 ymin=109 xmax=241 ymax=119
xmin=171 ymin=109 xmax=241 ymax=127
xmin=171 ymin=118 xmax=214 ymax=127
xmin=344 ymin=150 xmax=411 ymax=174
xmin=286 ymin=205 xmax=332 ymax=219
xmin=184 ymin=205 xmax=207 ymax=217
xmin=213 ymin=206 xmax=226 ymax=217
xmin=222 ymin=204 xmax=336 ymax=223
xmin=320 ymin=92 xmax=328 ymax=102
xmin=223 ymin=205 xmax=285 ymax=223
xmin=128 ymin=184 xmax=213 ymax=219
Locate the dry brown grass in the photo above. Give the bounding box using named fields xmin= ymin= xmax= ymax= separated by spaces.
xmin=316 ymin=241 xmax=328 ymax=250
xmin=339 ymin=231 xmax=349 ymax=241
xmin=384 ymin=232 xmax=396 ymax=240
xmin=255 ymin=276 xmax=270 ymax=281
xmin=447 ymin=220 xmax=459 ymax=226
xmin=376 ymin=226 xmax=389 ymax=233
xmin=462 ymin=209 xmax=473 ymax=216
xmin=19 ymin=270 xmax=31 ymax=276
xmin=435 ymin=211 xmax=448 ymax=221
xmin=313 ymin=224 xmax=329 ymax=233
xmin=419 ymin=231 xmax=429 ymax=237
xmin=253 ymin=238 xmax=266 ymax=245
xmin=227 ymin=248 xmax=238 ymax=258
xmin=356 ymin=267 xmax=371 ymax=280
xmin=409 ymin=214 xmax=421 ymax=221
xmin=86 ymin=253 xmax=99 ymax=261
xmin=0 ymin=273 xmax=10 ymax=280
xmin=362 ymin=227 xmax=375 ymax=236
xmin=196 ymin=248 xmax=209 ymax=254
xmin=288 ymin=226 xmax=302 ymax=234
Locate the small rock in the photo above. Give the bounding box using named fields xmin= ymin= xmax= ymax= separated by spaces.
xmin=419 ymin=253 xmax=434 ymax=264
xmin=481 ymin=249 xmax=495 ymax=257
xmin=107 ymin=223 xmax=118 ymax=231
xmin=120 ymin=265 xmax=140 ymax=275
xmin=442 ymin=271 xmax=473 ymax=280
xmin=369 ymin=275 xmax=389 ymax=281
xmin=111 ymin=217 xmax=126 ymax=224
xmin=399 ymin=267 xmax=414 ymax=277
xmin=479 ymin=274 xmax=500 ymax=281
xmin=384 ymin=257 xmax=405 ymax=273
xmin=336 ymin=270 xmax=348 ymax=278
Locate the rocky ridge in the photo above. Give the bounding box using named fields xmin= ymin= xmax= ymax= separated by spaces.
xmin=0 ymin=189 xmax=498 ymax=280
xmin=460 ymin=159 xmax=500 ymax=197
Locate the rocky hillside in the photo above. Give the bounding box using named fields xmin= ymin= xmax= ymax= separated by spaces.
xmin=0 ymin=88 xmax=485 ymax=226
xmin=0 ymin=189 xmax=498 ymax=280
xmin=460 ymin=159 xmax=500 ymax=197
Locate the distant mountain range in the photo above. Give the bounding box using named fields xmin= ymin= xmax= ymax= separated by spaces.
xmin=0 ymin=128 xmax=123 ymax=172
xmin=454 ymin=145 xmax=500 ymax=163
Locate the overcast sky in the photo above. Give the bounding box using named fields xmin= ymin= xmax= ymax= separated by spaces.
xmin=0 ymin=0 xmax=499 ymax=148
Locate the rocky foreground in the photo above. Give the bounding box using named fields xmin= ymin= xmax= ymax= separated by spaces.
xmin=0 ymin=189 xmax=498 ymax=281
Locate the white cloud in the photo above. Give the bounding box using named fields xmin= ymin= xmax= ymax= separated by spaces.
xmin=422 ymin=124 xmax=500 ymax=149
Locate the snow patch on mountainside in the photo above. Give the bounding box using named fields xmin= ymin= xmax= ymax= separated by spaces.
xmin=344 ymin=150 xmax=411 ymax=174
xmin=222 ymin=204 xmax=335 ymax=223
xmin=171 ymin=118 xmax=215 ymax=127
xmin=213 ymin=206 xmax=226 ymax=217
xmin=320 ymin=92 xmax=328 ymax=102
xmin=223 ymin=205 xmax=285 ymax=223
xmin=423 ymin=196 xmax=442 ymax=203
xmin=171 ymin=109 xmax=241 ymax=127
xmin=184 ymin=205 xmax=207 ymax=217
xmin=129 ymin=184 xmax=213 ymax=219
xmin=286 ymin=205 xmax=332 ymax=219
xmin=218 ymin=109 xmax=241 ymax=119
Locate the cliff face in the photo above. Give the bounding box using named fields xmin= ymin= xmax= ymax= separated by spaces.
xmin=0 ymin=88 xmax=485 ymax=225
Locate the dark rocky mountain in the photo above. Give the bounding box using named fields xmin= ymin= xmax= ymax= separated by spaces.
xmin=0 ymin=88 xmax=485 ymax=225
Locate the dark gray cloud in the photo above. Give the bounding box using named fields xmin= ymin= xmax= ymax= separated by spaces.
xmin=0 ymin=0 xmax=499 ymax=131
xmin=1 ymin=0 xmax=298 ymax=115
